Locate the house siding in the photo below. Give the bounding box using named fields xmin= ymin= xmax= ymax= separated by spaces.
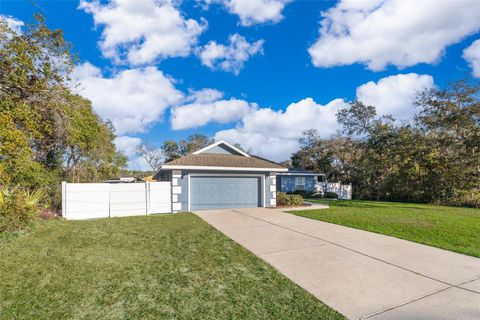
xmin=202 ymin=144 xmax=243 ymax=155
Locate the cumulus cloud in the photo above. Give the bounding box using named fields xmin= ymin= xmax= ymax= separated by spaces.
xmin=79 ymin=0 xmax=206 ymax=65
xmin=185 ymin=88 xmax=224 ymax=103
xmin=205 ymin=0 xmax=290 ymax=26
xmin=114 ymin=135 xmax=151 ymax=170
xmin=71 ymin=62 xmax=183 ymax=135
xmin=114 ymin=135 xmax=141 ymax=157
xmin=215 ymin=98 xmax=347 ymax=161
xmin=356 ymin=73 xmax=435 ymax=120
xmin=212 ymin=73 xmax=436 ymax=161
xmin=171 ymin=88 xmax=257 ymax=129
xmin=463 ymin=40 xmax=480 ymax=78
xmin=197 ymin=34 xmax=264 ymax=75
xmin=1 ymin=15 xmax=24 ymax=34
xmin=309 ymin=0 xmax=480 ymax=71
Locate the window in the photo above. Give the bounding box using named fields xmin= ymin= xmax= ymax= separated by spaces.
xmin=295 ymin=177 xmax=305 ymax=191
xmin=317 ymin=175 xmax=324 ymax=183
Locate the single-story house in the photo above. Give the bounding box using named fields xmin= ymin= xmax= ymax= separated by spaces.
xmin=276 ymin=169 xmax=325 ymax=193
xmin=156 ymin=140 xmax=290 ymax=211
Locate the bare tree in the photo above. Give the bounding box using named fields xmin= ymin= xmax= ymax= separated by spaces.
xmin=136 ymin=142 xmax=164 ymax=171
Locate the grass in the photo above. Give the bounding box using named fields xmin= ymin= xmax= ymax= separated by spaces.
xmin=292 ymin=200 xmax=480 ymax=258
xmin=0 ymin=213 xmax=343 ymax=320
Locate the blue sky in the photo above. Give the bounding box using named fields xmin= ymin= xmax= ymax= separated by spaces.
xmin=2 ymin=0 xmax=480 ymax=168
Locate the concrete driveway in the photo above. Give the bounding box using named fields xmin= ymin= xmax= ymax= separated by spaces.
xmin=194 ymin=207 xmax=480 ymax=320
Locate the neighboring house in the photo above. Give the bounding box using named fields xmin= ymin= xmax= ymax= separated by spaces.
xmin=155 ymin=141 xmax=288 ymax=211
xmin=276 ymin=169 xmax=325 ymax=193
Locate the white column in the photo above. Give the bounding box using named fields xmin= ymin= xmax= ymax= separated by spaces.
xmin=269 ymin=173 xmax=277 ymax=207
xmin=171 ymin=170 xmax=182 ymax=213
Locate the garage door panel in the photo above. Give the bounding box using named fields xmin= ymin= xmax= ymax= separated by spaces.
xmin=191 ymin=176 xmax=261 ymax=210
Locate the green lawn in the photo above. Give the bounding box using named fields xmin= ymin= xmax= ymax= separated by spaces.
xmin=293 ymin=200 xmax=480 ymax=257
xmin=0 ymin=214 xmax=343 ymax=320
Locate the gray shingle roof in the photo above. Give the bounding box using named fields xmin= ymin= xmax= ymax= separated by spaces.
xmin=164 ymin=153 xmax=286 ymax=169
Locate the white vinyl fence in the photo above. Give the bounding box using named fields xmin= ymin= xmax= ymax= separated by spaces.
xmin=317 ymin=182 xmax=352 ymax=200
xmin=62 ymin=181 xmax=171 ymax=220
xmin=326 ymin=183 xmax=352 ymax=200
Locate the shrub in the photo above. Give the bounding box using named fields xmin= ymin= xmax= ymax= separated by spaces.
xmin=0 ymin=187 xmax=44 ymax=233
xmin=447 ymin=190 xmax=480 ymax=208
xmin=287 ymin=191 xmax=313 ymax=197
xmin=277 ymin=192 xmax=304 ymax=207
xmin=323 ymin=191 xmax=338 ymax=199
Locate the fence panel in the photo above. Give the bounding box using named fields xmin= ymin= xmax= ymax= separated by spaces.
xmin=62 ymin=181 xmax=172 ymax=220
xmin=64 ymin=183 xmax=110 ymax=220
xmin=149 ymin=182 xmax=171 ymax=214
xmin=110 ymin=183 xmax=148 ymax=217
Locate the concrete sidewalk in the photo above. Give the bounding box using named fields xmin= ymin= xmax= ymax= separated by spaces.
xmin=194 ymin=207 xmax=480 ymax=320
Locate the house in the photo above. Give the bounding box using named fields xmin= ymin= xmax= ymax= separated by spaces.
xmin=276 ymin=169 xmax=325 ymax=193
xmin=155 ymin=140 xmax=288 ymax=211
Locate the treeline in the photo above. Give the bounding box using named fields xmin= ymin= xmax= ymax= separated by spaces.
xmin=291 ymin=80 xmax=480 ymax=207
xmin=1 ymin=15 xmax=125 ymax=231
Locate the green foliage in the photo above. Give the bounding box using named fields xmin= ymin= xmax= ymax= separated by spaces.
xmin=277 ymin=192 xmax=304 ymax=206
xmin=323 ymin=192 xmax=338 ymax=199
xmin=291 ymin=79 xmax=480 ymax=207
xmin=162 ymin=134 xmax=215 ymax=162
xmin=0 ymin=187 xmax=44 ymax=232
xmin=0 ymin=15 xmax=126 ymax=222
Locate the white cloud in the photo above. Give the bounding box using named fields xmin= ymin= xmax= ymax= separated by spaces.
xmin=212 ymin=74 xmax=437 ymax=161
xmin=215 ymin=98 xmax=347 ymax=161
xmin=356 ymin=73 xmax=435 ymax=120
xmin=79 ymin=0 xmax=206 ymax=65
xmin=71 ymin=62 xmax=183 ymax=135
xmin=1 ymin=15 xmax=24 ymax=34
xmin=463 ymin=39 xmax=480 ymax=78
xmin=171 ymin=88 xmax=257 ymax=129
xmin=309 ymin=0 xmax=480 ymax=71
xmin=114 ymin=135 xmax=152 ymax=171
xmin=185 ymin=88 xmax=224 ymax=103
xmin=197 ymin=34 xmax=264 ymax=75
xmin=114 ymin=135 xmax=141 ymax=157
xmin=206 ymin=0 xmax=290 ymax=26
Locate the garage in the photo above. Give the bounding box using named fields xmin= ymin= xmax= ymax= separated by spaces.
xmin=190 ymin=176 xmax=262 ymax=210
xmin=156 ymin=141 xmax=288 ymax=211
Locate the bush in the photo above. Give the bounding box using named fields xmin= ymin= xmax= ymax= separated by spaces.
xmin=323 ymin=191 xmax=338 ymax=199
xmin=277 ymin=192 xmax=304 ymax=207
xmin=0 ymin=187 xmax=44 ymax=233
xmin=447 ymin=190 xmax=480 ymax=208
xmin=287 ymin=190 xmax=314 ymax=197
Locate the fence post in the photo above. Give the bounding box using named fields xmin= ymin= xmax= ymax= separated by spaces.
xmin=61 ymin=181 xmax=67 ymax=219
xmin=146 ymin=182 xmax=150 ymax=215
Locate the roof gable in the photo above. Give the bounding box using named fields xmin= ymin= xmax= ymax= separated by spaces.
xmin=193 ymin=140 xmax=250 ymax=157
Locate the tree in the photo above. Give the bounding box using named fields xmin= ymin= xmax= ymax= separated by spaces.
xmin=136 ymin=142 xmax=164 ymax=171
xmin=292 ymin=130 xmax=356 ymax=183
xmin=0 ymin=14 xmax=126 ymax=213
xmin=179 ymin=134 xmax=215 ymax=155
xmin=161 ymin=134 xmax=214 ymax=162
xmin=290 ymin=80 xmax=480 ymax=207
xmin=161 ymin=140 xmax=182 ymax=162
xmin=414 ymin=80 xmax=480 ymax=206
